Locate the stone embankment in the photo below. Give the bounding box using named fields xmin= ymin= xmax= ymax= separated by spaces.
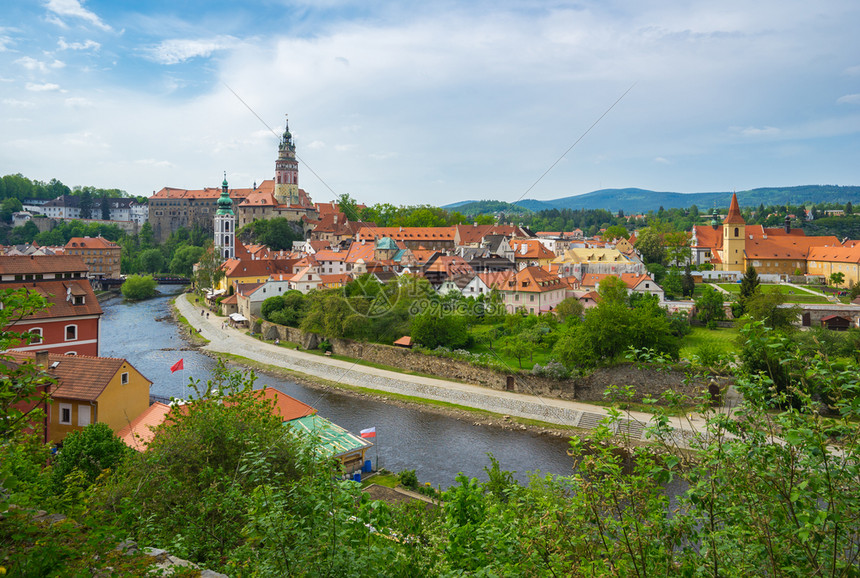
xmin=253 ymin=317 xmax=717 ymax=404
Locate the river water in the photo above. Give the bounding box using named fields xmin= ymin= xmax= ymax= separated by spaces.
xmin=99 ymin=287 xmax=575 ymax=488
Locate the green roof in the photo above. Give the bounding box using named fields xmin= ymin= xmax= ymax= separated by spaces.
xmin=376 ymin=237 xmax=398 ymax=250
xmin=287 ymin=415 xmax=372 ymax=458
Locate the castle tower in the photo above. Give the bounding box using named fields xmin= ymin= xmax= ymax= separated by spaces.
xmin=722 ymin=192 xmax=746 ymax=271
xmin=274 ymin=114 xmax=299 ymax=206
xmin=214 ymin=173 xmax=236 ymax=260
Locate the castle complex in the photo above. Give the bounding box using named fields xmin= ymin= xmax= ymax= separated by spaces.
xmin=149 ymin=116 xmax=317 ymax=243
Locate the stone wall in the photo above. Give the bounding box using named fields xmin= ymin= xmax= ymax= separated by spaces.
xmin=254 ymin=317 xmax=714 ymax=404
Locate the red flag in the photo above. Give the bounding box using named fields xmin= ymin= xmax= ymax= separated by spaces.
xmin=170 ymin=358 xmax=184 ymax=373
xmin=360 ymin=427 xmax=376 ymax=438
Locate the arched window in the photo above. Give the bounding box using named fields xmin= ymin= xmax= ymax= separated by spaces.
xmin=224 ymin=249 xmax=230 ymax=259
xmin=65 ymin=324 xmax=77 ymax=341
xmin=29 ymin=327 xmax=43 ymax=344
xmin=734 ymin=227 xmax=739 ymax=237
xmin=225 ymin=222 xmax=230 ymax=231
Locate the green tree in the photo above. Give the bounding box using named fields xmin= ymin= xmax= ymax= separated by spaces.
xmin=743 ymin=291 xmax=799 ymax=330
xmin=121 ymin=274 xmax=157 ymax=300
xmin=193 ymin=244 xmax=224 ymax=291
xmin=100 ymin=193 xmax=111 ymax=220
xmin=597 ymin=275 xmax=628 ymax=305
xmin=601 ymin=224 xmax=628 ymax=241
xmin=554 ymin=297 xmax=584 ymax=321
xmin=0 ymin=197 xmax=23 ymax=223
xmin=410 ymin=312 xmax=471 ymax=350
xmin=634 ymin=227 xmax=666 ymax=264
xmin=79 ymin=190 xmax=93 ymax=219
xmin=694 ymin=285 xmax=725 ymax=326
xmin=239 ymin=218 xmax=302 ymax=251
xmin=50 ymin=422 xmax=129 ymax=493
xmin=662 ymin=267 xmax=682 ymax=299
xmin=681 ymin=264 xmax=695 ymax=298
xmin=136 ymin=248 xmax=165 ymax=273
xmin=736 ymin=263 xmax=761 ymax=315
xmin=829 ymin=271 xmax=845 ymax=287
xmin=169 ymin=245 xmax=204 ymax=277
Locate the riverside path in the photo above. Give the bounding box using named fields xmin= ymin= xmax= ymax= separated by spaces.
xmin=176 ymin=295 xmax=726 ymax=447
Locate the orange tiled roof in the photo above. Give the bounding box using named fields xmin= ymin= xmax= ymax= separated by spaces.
xmin=117 ymin=402 xmax=172 ymax=451
xmin=151 ymin=186 xmax=253 ymax=200
xmin=745 ymin=235 xmax=841 ymax=260
xmin=807 ymin=245 xmax=860 ymax=264
xmin=356 ymin=226 xmax=456 ymax=241
xmin=221 ymin=259 xmax=293 ymax=278
xmin=65 ymin=236 xmax=119 ymax=250
xmin=476 ymin=270 xmax=514 ymax=289
xmin=510 ymin=239 xmax=555 ymax=260
xmin=252 ymin=386 xmax=317 ymax=421
xmin=5 ymin=352 xmax=149 ymax=402
xmin=345 ymin=242 xmax=375 ymax=263
xmin=502 ymin=266 xmax=565 ymax=293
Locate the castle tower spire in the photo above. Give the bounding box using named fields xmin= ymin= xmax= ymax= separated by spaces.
xmin=214 ymin=172 xmax=235 ymax=260
xmin=721 ymin=192 xmax=746 ymax=272
xmin=274 ymin=114 xmax=299 ymax=206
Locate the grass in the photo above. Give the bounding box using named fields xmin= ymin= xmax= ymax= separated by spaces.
xmin=714 ymin=283 xmax=831 ymax=304
xmin=362 ymin=471 xmax=400 ymax=488
xmin=679 ymin=325 xmax=740 ymax=361
xmin=467 ymin=324 xmax=554 ymax=371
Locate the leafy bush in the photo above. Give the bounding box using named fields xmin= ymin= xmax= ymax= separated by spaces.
xmin=120 ymin=274 xmax=157 ymax=300
xmin=51 ymin=423 xmax=129 ymax=493
xmin=531 ymin=361 xmax=571 ymax=380
xmin=399 ymin=469 xmax=419 ymax=489
xmin=318 ymin=339 xmax=332 ymax=353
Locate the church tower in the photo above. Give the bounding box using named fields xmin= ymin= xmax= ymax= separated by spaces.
xmin=214 ymin=173 xmax=236 ymax=260
xmin=722 ymin=192 xmax=746 ymax=272
xmin=274 ymin=114 xmax=299 ymax=206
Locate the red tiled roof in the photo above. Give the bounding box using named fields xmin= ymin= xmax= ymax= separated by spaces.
xmin=252 ymin=386 xmax=316 ymax=421
xmin=510 ymin=239 xmax=555 ymax=260
xmin=3 ymin=280 xmax=102 ymax=320
xmin=807 ymin=245 xmax=860 ymax=264
xmin=745 ymin=236 xmax=841 ymax=260
xmin=724 ymin=193 xmax=745 ymax=225
xmin=0 ymin=255 xmax=89 ymax=276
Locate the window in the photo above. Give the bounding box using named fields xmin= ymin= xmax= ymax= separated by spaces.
xmin=78 ymin=405 xmax=91 ymax=427
xmin=59 ymin=403 xmax=72 ymax=425
xmin=121 ymin=372 xmax=129 ymax=385
xmin=65 ymin=325 xmax=77 ymax=341
xmin=29 ymin=327 xmax=43 ymax=344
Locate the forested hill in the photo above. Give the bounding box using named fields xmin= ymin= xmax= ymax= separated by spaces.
xmin=451 ymin=185 xmax=860 ymax=214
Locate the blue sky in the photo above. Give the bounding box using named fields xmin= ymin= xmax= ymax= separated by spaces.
xmin=2 ymin=0 xmax=860 ymax=206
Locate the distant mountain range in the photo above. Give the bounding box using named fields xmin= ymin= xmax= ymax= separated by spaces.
xmin=443 ymin=185 xmax=860 ymax=215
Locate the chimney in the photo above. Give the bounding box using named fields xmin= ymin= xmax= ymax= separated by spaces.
xmin=784 ymin=214 xmax=791 ymax=234
xmin=35 ymin=350 xmax=49 ymax=368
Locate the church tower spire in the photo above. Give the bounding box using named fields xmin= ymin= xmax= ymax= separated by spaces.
xmin=722 ymin=192 xmax=746 ymax=272
xmin=274 ymin=114 xmax=299 ymax=206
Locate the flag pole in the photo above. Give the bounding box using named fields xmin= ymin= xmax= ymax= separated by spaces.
xmin=375 ymin=429 xmax=379 ymax=472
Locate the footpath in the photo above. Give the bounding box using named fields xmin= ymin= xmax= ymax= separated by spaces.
xmin=175 ymin=295 xmax=730 ymax=446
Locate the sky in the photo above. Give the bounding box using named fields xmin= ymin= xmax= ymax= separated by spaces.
xmin=2 ymin=0 xmax=860 ymax=207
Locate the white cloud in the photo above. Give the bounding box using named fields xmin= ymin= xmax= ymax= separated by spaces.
xmin=3 ymin=98 xmax=35 ymax=108
xmin=654 ymin=156 xmax=670 ymax=164
xmin=334 ymin=144 xmax=355 ymax=152
xmin=57 ymin=37 xmax=100 ymax=51
xmin=45 ymin=0 xmax=111 ymax=31
xmin=134 ymin=159 xmax=175 ymax=168
xmin=0 ymin=36 xmax=13 ymax=51
xmin=144 ymin=36 xmax=240 ymax=65
xmin=15 ymin=57 xmax=65 ymax=72
xmin=737 ymin=126 xmax=781 ymax=137
xmin=837 ymin=93 xmax=860 ymax=105
xmin=25 ymin=82 xmax=61 ymax=92
xmin=307 ymin=140 xmax=326 ymax=149
xmin=64 ymin=97 xmax=93 ymax=107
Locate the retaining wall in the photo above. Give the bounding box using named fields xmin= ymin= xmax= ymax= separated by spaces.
xmin=254 ymin=317 xmax=714 ymax=404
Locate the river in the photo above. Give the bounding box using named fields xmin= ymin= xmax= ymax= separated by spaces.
xmin=99 ymin=287 xmax=576 ymax=488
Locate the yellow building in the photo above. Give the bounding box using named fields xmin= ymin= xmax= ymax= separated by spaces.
xmin=807 ymin=245 xmax=860 ymax=287
xmin=7 ymin=351 xmax=151 ymax=444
